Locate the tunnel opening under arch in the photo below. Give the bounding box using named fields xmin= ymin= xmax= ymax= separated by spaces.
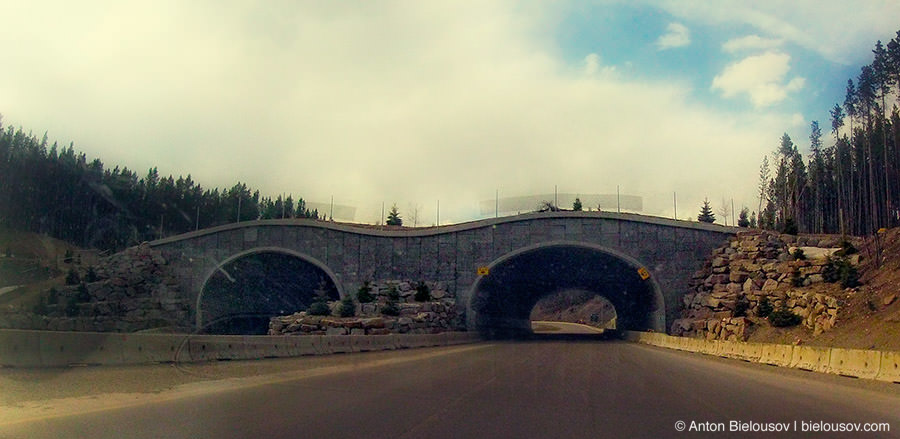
xmin=530 ymin=289 xmax=618 ymax=331
xmin=469 ymin=243 xmax=663 ymax=338
xmin=198 ymin=250 xmax=340 ymax=334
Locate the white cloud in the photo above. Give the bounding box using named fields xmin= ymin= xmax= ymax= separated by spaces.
xmin=583 ymin=53 xmax=617 ymax=77
xmin=722 ymin=35 xmax=783 ymax=53
xmin=711 ymin=52 xmax=806 ymax=107
xmin=0 ymin=1 xmax=797 ymax=224
xmin=656 ymin=22 xmax=691 ymax=50
xmin=653 ymin=0 xmax=900 ymax=64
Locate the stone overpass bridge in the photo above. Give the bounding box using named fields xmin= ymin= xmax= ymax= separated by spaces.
xmin=149 ymin=212 xmax=736 ymax=335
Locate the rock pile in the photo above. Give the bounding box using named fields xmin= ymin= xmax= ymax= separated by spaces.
xmin=672 ymin=231 xmax=858 ymax=341
xmin=269 ymin=279 xmax=462 ymax=335
xmin=0 ymin=243 xmax=191 ymax=332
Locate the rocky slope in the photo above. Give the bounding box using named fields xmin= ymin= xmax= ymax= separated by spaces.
xmin=673 ymin=231 xmax=862 ymax=342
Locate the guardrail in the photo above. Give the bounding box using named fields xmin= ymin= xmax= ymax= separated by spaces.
xmin=0 ymin=329 xmax=482 ymax=368
xmin=624 ymin=331 xmax=900 ymax=384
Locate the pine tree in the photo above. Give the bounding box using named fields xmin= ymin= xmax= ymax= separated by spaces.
xmin=698 ymin=198 xmax=715 ymax=223
xmin=386 ymin=204 xmax=402 ymax=226
xmin=738 ymin=207 xmax=750 ymax=227
xmin=572 ymin=198 xmax=582 ymax=211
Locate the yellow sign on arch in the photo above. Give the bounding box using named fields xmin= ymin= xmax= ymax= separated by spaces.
xmin=637 ymin=267 xmax=651 ymax=280
xmin=477 ymin=266 xmax=490 ymax=276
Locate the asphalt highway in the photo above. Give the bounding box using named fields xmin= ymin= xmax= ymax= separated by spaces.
xmin=1 ymin=339 xmax=898 ymax=439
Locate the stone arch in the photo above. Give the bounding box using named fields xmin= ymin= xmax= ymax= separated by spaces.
xmin=196 ymin=246 xmax=344 ymax=333
xmin=466 ymin=241 xmax=665 ymax=336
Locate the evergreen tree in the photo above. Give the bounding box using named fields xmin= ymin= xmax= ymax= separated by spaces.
xmin=572 ymin=197 xmax=582 ymax=211
xmin=386 ymin=204 xmax=402 ymax=226
xmin=738 ymin=207 xmax=750 ymax=227
xmin=697 ymin=198 xmax=715 ymax=223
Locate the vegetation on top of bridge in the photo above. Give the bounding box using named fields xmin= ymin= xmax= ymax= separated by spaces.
xmin=149 ymin=210 xmax=738 ymax=246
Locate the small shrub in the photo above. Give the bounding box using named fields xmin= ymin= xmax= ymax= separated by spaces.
xmin=769 ymin=306 xmax=802 ymax=327
xmin=380 ymin=301 xmax=400 ymax=316
xmin=414 ymin=281 xmax=431 ymax=302
xmin=356 ymin=281 xmax=375 ymax=303
xmin=386 ymin=285 xmax=400 ymax=301
xmin=64 ymin=297 xmax=80 ymax=317
xmin=867 ymin=300 xmax=878 ymax=311
xmin=733 ymin=295 xmax=749 ymax=317
xmin=822 ymin=257 xmax=839 ymax=283
xmin=835 ymin=240 xmax=858 ymax=257
xmin=780 ymin=218 xmax=798 ymax=235
xmin=32 ymin=301 xmax=48 ymax=315
xmin=339 ymin=295 xmax=356 ymax=317
xmin=823 ymin=256 xmax=859 ymax=288
xmin=791 ymin=248 xmax=806 ymax=260
xmin=47 ymin=287 xmax=59 ymax=305
xmin=65 ymin=268 xmax=81 ymax=285
xmin=85 ymin=266 xmax=98 ymax=282
xmin=756 ymin=297 xmax=773 ymax=318
xmin=307 ymin=301 xmax=331 ymax=316
xmin=76 ymin=283 xmax=91 ymax=302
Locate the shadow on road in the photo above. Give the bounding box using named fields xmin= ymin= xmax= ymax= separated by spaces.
xmin=481 ymin=330 xmax=623 ymax=342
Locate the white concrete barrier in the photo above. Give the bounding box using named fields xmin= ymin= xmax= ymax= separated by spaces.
xmin=350 ymin=335 xmax=375 ymax=352
xmin=245 ymin=336 xmax=292 ymax=359
xmin=367 ymin=334 xmax=397 ymax=350
xmin=121 ymin=333 xmax=183 ymax=364
xmin=0 ymin=329 xmax=481 ymax=367
xmin=187 ymin=335 xmax=248 ymax=362
xmin=0 ymin=329 xmax=43 ymax=367
xmin=39 ymin=331 xmax=126 ymax=366
xmin=329 ymin=335 xmax=354 ymax=353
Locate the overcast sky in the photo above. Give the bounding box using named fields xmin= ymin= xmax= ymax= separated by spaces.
xmin=2 ymin=0 xmax=899 ymax=225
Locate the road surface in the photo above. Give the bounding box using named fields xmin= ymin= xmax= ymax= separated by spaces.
xmin=1 ymin=339 xmax=898 ymax=438
xmin=531 ymin=320 xmax=604 ymax=334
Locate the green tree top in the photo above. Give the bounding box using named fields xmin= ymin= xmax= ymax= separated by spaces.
xmin=386 ymin=204 xmax=403 ymax=226
xmin=572 ymin=197 xmax=582 ymax=211
xmin=698 ymin=198 xmax=716 ymax=223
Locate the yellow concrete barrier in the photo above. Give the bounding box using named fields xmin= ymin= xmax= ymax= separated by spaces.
xmin=759 ymin=343 xmax=793 ymax=367
xmin=828 ymin=348 xmax=881 ymax=379
xmin=736 ymin=342 xmax=762 ymax=362
xmin=791 ymin=346 xmax=831 ymax=373
xmin=875 ymin=351 xmax=900 ymax=383
xmin=717 ymin=340 xmax=737 ymax=358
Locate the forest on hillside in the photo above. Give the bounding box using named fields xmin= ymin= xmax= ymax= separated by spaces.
xmin=757 ymin=30 xmax=900 ymax=236
xmin=0 ymin=121 xmax=320 ymax=251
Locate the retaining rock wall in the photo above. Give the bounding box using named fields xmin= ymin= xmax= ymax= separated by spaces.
xmin=672 ymin=231 xmax=860 ymax=341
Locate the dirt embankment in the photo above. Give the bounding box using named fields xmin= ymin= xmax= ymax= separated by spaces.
xmin=0 ymin=228 xmax=82 ymax=307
